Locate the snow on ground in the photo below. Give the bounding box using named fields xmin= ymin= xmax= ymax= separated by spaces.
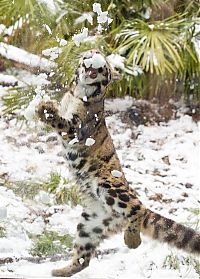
xmin=0 ymin=88 xmax=199 ymax=278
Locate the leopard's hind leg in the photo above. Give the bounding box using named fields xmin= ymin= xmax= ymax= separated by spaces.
xmin=124 ymin=216 xmax=142 ymax=249
xmin=52 ymin=202 xmax=108 ymax=277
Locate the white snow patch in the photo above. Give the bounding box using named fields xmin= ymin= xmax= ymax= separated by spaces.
xmin=75 ymin=13 xmax=93 ymax=25
xmin=111 ymin=170 xmax=123 ymax=178
xmin=68 ymin=138 xmax=79 ymax=145
xmin=83 ymin=95 xmax=88 ymax=102
xmin=0 ymin=42 xmax=56 ymax=71
xmin=85 ymin=138 xmax=95 ymax=146
xmin=43 ymin=24 xmax=52 ymax=35
xmin=107 ymin=54 xmax=125 ymax=70
xmin=84 ymin=53 xmax=106 ymax=69
xmin=0 ymin=73 xmax=19 ymax=85
xmin=35 ymin=190 xmax=51 ymax=204
xmin=59 ymin=39 xmax=67 ymax=46
xmin=72 ymin=28 xmax=88 ymax=47
xmin=93 ymin=3 xmax=113 ymax=32
xmin=23 ymin=87 xmax=50 ymax=121
xmin=42 ymin=46 xmax=62 ymax=60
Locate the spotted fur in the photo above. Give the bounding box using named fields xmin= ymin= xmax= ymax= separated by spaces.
xmin=36 ymin=49 xmax=200 ymax=277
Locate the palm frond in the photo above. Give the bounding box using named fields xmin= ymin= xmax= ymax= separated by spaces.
xmin=114 ymin=16 xmax=200 ymax=77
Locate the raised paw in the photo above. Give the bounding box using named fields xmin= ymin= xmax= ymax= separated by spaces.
xmin=36 ymin=100 xmax=58 ymax=123
xmin=124 ymin=228 xmax=141 ymax=249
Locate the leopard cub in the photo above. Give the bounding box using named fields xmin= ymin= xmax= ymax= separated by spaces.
xmin=36 ymin=49 xmax=200 ymax=277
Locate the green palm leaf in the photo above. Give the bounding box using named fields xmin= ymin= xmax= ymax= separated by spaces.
xmin=115 ymin=16 xmax=200 ymax=76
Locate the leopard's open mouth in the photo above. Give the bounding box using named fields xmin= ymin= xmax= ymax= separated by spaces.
xmin=85 ymin=67 xmax=98 ymax=79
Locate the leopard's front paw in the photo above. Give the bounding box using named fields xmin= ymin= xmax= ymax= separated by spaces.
xmin=124 ymin=229 xmax=141 ymax=249
xmin=36 ymin=100 xmax=58 ymax=123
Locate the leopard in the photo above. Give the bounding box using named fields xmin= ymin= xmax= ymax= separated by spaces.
xmin=36 ymin=49 xmax=200 ymax=277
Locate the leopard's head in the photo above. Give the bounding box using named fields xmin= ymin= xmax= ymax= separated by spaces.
xmin=74 ymin=49 xmax=112 ymax=97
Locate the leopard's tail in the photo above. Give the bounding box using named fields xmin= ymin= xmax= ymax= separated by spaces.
xmin=141 ymin=209 xmax=200 ymax=254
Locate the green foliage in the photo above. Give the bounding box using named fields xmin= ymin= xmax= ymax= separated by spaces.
xmin=5 ymin=179 xmax=46 ymax=201
xmin=1 ymin=0 xmax=200 ymax=112
xmin=2 ymin=86 xmax=36 ymax=115
xmin=163 ymin=209 xmax=200 ymax=276
xmin=115 ymin=16 xmax=199 ymax=76
xmin=186 ymin=208 xmax=200 ymax=230
xmin=45 ymin=172 xmax=81 ymax=206
xmin=163 ymin=253 xmax=200 ymax=277
xmin=30 ymin=231 xmax=73 ymax=257
xmin=4 ymin=172 xmax=81 ymax=206
xmin=0 ymin=226 xmax=6 ymax=238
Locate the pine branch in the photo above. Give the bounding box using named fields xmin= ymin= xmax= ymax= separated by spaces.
xmin=0 ymin=73 xmax=19 ymax=87
xmin=0 ymin=43 xmax=56 ymax=73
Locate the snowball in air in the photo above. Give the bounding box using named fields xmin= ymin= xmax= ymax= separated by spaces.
xmin=79 ymin=258 xmax=85 ymax=265
xmin=83 ymin=96 xmax=88 ymax=102
xmin=111 ymin=170 xmax=122 ymax=178
xmin=85 ymin=138 xmax=95 ymax=146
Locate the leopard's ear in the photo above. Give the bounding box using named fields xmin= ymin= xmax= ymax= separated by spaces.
xmin=111 ymin=70 xmax=122 ymax=81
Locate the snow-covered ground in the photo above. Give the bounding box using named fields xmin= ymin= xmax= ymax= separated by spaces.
xmin=0 ymin=89 xmax=199 ymax=278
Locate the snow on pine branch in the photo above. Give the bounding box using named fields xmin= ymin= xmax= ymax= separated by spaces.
xmin=0 ymin=43 xmax=56 ymax=72
xmin=72 ymin=3 xmax=112 ymax=47
xmin=0 ymin=73 xmax=20 ymax=87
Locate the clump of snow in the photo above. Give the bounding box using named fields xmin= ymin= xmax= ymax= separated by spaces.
xmin=75 ymin=13 xmax=93 ymax=25
xmin=149 ymin=24 xmax=155 ymax=30
xmin=84 ymin=53 xmax=106 ymax=69
xmin=35 ymin=190 xmax=51 ymax=204
xmin=0 ymin=24 xmax=6 ymax=34
xmin=0 ymin=73 xmax=19 ymax=85
xmin=0 ymin=18 xmax=24 ymax=37
xmin=43 ymin=24 xmax=52 ymax=35
xmin=0 ymin=42 xmax=56 ymax=71
xmin=59 ymin=39 xmax=67 ymax=46
xmin=72 ymin=28 xmax=88 ymax=47
xmin=42 ymin=46 xmax=62 ymax=61
xmin=125 ymin=65 xmax=143 ymax=76
xmin=85 ymin=138 xmax=95 ymax=146
xmin=68 ymin=138 xmax=79 ymax=145
xmin=23 ymin=86 xmax=50 ymax=121
xmin=79 ymin=258 xmax=85 ymax=265
xmin=111 ymin=170 xmax=123 ymax=178
xmin=93 ymin=3 xmax=112 ymax=25
xmin=93 ymin=3 xmax=102 ymax=14
xmin=93 ymin=3 xmax=113 ymax=33
xmin=107 ymin=54 xmax=125 ymax=70
xmin=82 ymin=96 xmax=88 ymax=102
